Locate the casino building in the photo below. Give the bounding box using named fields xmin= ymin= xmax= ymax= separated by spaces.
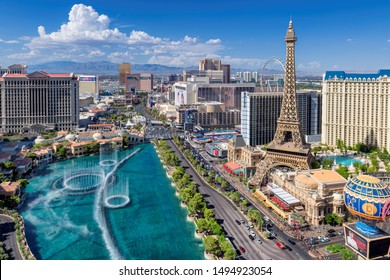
xmin=322 ymin=70 xmax=390 ymax=150
xmin=0 ymin=71 xmax=79 ymax=133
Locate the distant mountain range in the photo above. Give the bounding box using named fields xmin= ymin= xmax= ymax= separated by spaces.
xmin=28 ymin=61 xmax=185 ymax=76
xmin=28 ymin=60 xmax=322 ymax=78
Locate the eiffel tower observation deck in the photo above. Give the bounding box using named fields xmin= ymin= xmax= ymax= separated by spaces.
xmin=251 ymin=20 xmax=313 ymax=186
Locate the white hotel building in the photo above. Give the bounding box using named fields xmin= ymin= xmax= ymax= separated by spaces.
xmin=0 ymin=71 xmax=79 ymax=133
xmin=322 ymin=70 xmax=390 ymax=150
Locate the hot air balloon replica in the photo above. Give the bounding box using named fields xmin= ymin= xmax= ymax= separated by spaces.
xmin=343 ymin=174 xmax=390 ymax=259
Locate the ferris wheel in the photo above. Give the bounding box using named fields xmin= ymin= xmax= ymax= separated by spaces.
xmin=260 ymin=56 xmax=285 ymax=92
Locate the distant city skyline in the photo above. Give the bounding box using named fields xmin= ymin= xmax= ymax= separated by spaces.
xmin=1 ymin=0 xmax=390 ymax=73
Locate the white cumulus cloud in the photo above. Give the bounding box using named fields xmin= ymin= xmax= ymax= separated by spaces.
xmin=128 ymin=31 xmax=162 ymax=45
xmin=30 ymin=4 xmax=126 ymax=48
xmin=0 ymin=39 xmax=19 ymax=44
xmin=206 ymin=39 xmax=222 ymax=45
xmin=9 ymin=3 xmax=266 ymax=69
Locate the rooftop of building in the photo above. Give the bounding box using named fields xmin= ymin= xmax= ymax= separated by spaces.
xmin=0 ymin=181 xmax=21 ymax=194
xmin=324 ymin=69 xmax=390 ymax=81
xmin=1 ymin=142 xmax=19 ymax=149
xmin=2 ymin=71 xmax=74 ymax=79
xmin=13 ymin=157 xmax=32 ymax=165
xmin=0 ymin=152 xmax=12 ymax=161
xmin=295 ymin=169 xmax=347 ymax=189
xmin=32 ymin=149 xmax=52 ymax=156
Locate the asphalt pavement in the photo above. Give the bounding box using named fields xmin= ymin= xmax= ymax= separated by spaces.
xmin=0 ymin=214 xmax=23 ymax=260
xmin=167 ymin=140 xmax=304 ymax=260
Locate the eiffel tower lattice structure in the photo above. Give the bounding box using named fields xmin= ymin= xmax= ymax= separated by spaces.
xmin=251 ymin=20 xmax=313 ymax=186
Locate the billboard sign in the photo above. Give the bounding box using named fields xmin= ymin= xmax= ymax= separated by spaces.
xmin=175 ymin=87 xmax=187 ymax=106
xmin=79 ymin=76 xmax=96 ymax=82
xmin=345 ymin=227 xmax=368 ymax=258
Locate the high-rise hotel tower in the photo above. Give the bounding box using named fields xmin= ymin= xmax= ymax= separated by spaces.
xmin=322 ymin=70 xmax=390 ymax=150
xmin=0 ymin=71 xmax=79 ymax=133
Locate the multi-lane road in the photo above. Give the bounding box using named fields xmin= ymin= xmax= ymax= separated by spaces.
xmin=166 ymin=139 xmax=307 ymax=260
xmin=0 ymin=214 xmax=23 ymax=260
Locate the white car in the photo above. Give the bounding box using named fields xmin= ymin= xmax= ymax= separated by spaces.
xmin=250 ymin=230 xmax=256 ymax=237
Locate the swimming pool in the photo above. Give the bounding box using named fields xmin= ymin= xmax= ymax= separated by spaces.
xmin=325 ymin=156 xmax=362 ymax=166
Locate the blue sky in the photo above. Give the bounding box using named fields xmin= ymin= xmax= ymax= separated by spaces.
xmin=0 ymin=0 xmax=389 ymax=72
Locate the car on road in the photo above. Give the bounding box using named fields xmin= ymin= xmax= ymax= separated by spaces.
xmin=248 ymin=222 xmax=254 ymax=228
xmin=240 ymin=219 xmax=245 ymax=224
xmin=288 ymin=239 xmax=296 ymax=245
xmin=257 ymin=239 xmax=263 ymax=244
xmin=326 ymin=233 xmax=337 ymax=238
xmin=235 ymin=219 xmax=241 ymax=225
xmin=327 ymin=229 xmax=335 ymax=233
xmin=250 ymin=230 xmax=256 ymax=237
xmin=321 ymin=237 xmax=330 ymax=243
xmin=245 ymin=224 xmax=250 ymax=230
xmin=239 ymin=246 xmax=246 ymax=253
xmin=248 ymin=235 xmax=254 ymax=241
xmin=275 ymin=241 xmax=285 ymax=250
xmin=285 ymin=245 xmax=293 ymax=251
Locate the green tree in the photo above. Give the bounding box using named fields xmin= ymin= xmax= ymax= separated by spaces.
xmin=325 ymin=243 xmax=345 ymax=253
xmin=25 ymin=152 xmax=37 ymax=160
xmin=210 ymin=220 xmax=223 ymax=235
xmin=176 ymin=174 xmax=192 ymax=190
xmin=3 ymin=161 xmax=16 ymax=170
xmin=224 ymin=247 xmax=236 ymax=260
xmin=172 ymin=166 xmax=185 ymax=182
xmin=221 ymin=179 xmax=229 ymax=191
xmin=203 ymin=236 xmax=222 ymax=256
xmin=336 ymin=139 xmax=346 ymax=151
xmin=85 ymin=141 xmax=100 ymax=154
xmin=325 ymin=214 xmax=334 ymax=225
xmin=340 ymin=248 xmax=355 ymax=260
xmin=56 ymin=145 xmax=68 ymax=159
xmin=229 ymin=191 xmax=241 ymax=205
xmin=16 ymin=179 xmax=29 ymax=188
xmin=311 ymin=160 xmax=321 ymax=169
xmin=336 ymin=166 xmax=349 ymax=179
xmin=240 ymin=199 xmax=248 ymax=210
xmin=321 ymin=158 xmax=334 ymax=169
xmin=4 ymin=196 xmax=20 ymax=208
xmin=333 ymin=215 xmax=344 ymax=226
xmin=187 ymin=193 xmax=206 ymax=216
xmin=0 ymin=242 xmax=9 ymax=260
xmin=196 ymin=218 xmax=209 ymax=233
xmin=180 ymin=187 xmax=194 ymax=203
xmin=312 ymin=146 xmax=321 ymax=156
xmin=204 ymin=208 xmax=215 ymax=219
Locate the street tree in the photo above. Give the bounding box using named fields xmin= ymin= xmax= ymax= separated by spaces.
xmin=240 ymin=199 xmax=248 ymax=210
xmin=204 ymin=208 xmax=215 ymax=219
xmin=229 ymin=191 xmax=241 ymax=205
xmin=224 ymin=248 xmax=236 ymax=260
xmin=203 ymin=236 xmax=222 ymax=256
xmin=187 ymin=193 xmax=206 ymax=216
xmin=180 ymin=187 xmax=194 ymax=203
xmin=196 ymin=218 xmax=208 ymax=233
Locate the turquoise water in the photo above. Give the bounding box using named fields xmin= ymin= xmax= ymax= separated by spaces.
xmin=325 ymin=156 xmax=362 ymax=166
xmin=20 ymin=144 xmax=204 ymax=260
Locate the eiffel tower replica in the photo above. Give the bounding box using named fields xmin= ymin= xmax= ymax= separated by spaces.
xmin=251 ymin=20 xmax=313 ymax=186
